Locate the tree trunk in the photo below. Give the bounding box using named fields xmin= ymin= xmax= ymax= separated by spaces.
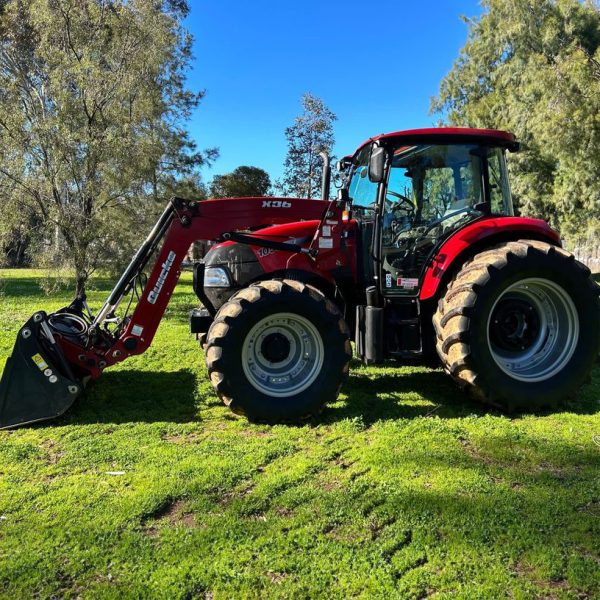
xmin=75 ymin=270 xmax=87 ymax=297
xmin=74 ymin=246 xmax=89 ymax=297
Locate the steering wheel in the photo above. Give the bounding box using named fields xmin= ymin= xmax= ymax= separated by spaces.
xmin=390 ymin=206 xmax=479 ymax=248
xmin=386 ymin=190 xmax=414 ymax=213
xmin=419 ymin=207 xmax=480 ymax=238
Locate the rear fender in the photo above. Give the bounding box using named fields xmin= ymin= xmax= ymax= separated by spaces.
xmin=420 ymin=217 xmax=561 ymax=301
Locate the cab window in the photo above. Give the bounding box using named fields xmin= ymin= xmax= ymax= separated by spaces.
xmin=348 ymin=146 xmax=378 ymax=210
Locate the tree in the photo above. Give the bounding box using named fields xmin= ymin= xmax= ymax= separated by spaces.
xmin=431 ymin=0 xmax=600 ymax=244
xmin=209 ymin=166 xmax=271 ymax=198
xmin=279 ymin=93 xmax=336 ymax=198
xmin=0 ymin=0 xmax=216 ymax=293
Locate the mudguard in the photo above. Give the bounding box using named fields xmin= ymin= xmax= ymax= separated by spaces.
xmin=0 ymin=312 xmax=83 ymax=429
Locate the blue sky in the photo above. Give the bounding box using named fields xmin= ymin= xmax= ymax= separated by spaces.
xmin=185 ymin=0 xmax=482 ymax=186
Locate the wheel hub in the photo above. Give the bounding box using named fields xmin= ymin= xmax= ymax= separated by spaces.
xmin=490 ymin=297 xmax=540 ymax=352
xmin=242 ymin=313 xmax=325 ymax=397
xmin=487 ymin=278 xmax=579 ymax=382
xmin=260 ymin=332 xmax=291 ymax=364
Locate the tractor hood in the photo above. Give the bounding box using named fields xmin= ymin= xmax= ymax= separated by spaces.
xmin=205 ymin=219 xmax=321 ymax=270
xmin=247 ymin=219 xmax=321 ymax=245
xmin=199 ymin=215 xmax=323 ymax=311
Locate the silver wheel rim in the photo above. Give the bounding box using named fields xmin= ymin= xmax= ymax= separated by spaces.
xmin=487 ymin=277 xmax=579 ymax=382
xmin=241 ymin=312 xmax=324 ymax=397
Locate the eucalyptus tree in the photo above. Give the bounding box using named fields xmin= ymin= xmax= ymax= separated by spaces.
xmin=280 ymin=93 xmax=336 ymax=199
xmin=0 ymin=0 xmax=216 ymax=292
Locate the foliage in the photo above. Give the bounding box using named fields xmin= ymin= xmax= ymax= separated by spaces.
xmin=279 ymin=93 xmax=336 ymax=199
xmin=209 ymin=165 xmax=271 ymax=198
xmin=431 ymin=0 xmax=600 ymax=244
xmin=0 ymin=268 xmax=599 ymax=598
xmin=0 ymin=0 xmax=216 ymax=293
xmin=0 ymin=194 xmax=37 ymax=268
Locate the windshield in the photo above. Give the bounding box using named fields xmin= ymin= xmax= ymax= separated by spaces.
xmin=348 ymin=145 xmax=379 ymax=210
xmin=387 ymin=144 xmax=512 ymax=218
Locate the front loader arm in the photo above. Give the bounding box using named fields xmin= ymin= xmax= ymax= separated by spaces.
xmin=84 ymin=196 xmax=331 ymax=373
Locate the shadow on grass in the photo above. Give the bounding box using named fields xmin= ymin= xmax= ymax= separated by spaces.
xmin=325 ymin=365 xmax=600 ymax=426
xmin=326 ymin=369 xmax=488 ymax=425
xmin=56 ymin=361 xmax=600 ymax=428
xmin=63 ymin=369 xmax=200 ymax=426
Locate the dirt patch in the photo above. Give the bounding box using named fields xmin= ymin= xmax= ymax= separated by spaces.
xmin=40 ymin=439 xmax=63 ymax=465
xmin=144 ymin=499 xmax=199 ymax=536
xmin=513 ymin=560 xmax=569 ymax=594
xmin=246 ymin=512 xmax=267 ymax=522
xmin=319 ymin=479 xmax=342 ymax=492
xmin=161 ymin=432 xmax=203 ymax=444
xmin=266 ymin=571 xmax=288 ymax=584
xmin=329 ymin=451 xmax=356 ymax=470
xmin=217 ymin=483 xmax=256 ymax=506
xmin=274 ymin=506 xmax=293 ymax=517
xmin=578 ymin=500 xmax=600 ymax=516
xmin=369 ymin=515 xmax=396 ymax=540
xmin=325 ymin=523 xmax=363 ymax=543
xmin=240 ymin=430 xmax=273 ymax=438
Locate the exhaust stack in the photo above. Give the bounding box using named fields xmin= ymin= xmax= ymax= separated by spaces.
xmin=320 ymin=151 xmax=331 ymax=201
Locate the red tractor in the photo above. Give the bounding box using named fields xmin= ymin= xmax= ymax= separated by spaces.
xmin=1 ymin=128 xmax=598 ymax=428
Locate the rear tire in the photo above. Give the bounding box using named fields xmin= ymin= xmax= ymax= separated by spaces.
xmin=205 ymin=279 xmax=351 ymax=422
xmin=433 ymin=240 xmax=600 ymax=411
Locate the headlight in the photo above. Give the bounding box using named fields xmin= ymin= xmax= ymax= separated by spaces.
xmin=204 ymin=266 xmax=231 ymax=288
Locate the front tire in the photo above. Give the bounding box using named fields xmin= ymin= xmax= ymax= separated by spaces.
xmin=205 ymin=280 xmax=351 ymax=422
xmin=433 ymin=240 xmax=600 ymax=411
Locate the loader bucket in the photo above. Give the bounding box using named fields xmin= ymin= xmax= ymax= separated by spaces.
xmin=0 ymin=312 xmax=83 ymax=429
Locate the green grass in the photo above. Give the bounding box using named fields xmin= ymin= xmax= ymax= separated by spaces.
xmin=1 ymin=269 xmax=599 ymax=599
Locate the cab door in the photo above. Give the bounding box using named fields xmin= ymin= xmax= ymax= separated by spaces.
xmin=346 ymin=144 xmax=381 ymax=291
xmin=379 ymin=144 xmax=488 ymax=298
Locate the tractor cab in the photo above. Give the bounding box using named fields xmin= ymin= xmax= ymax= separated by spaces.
xmin=342 ymin=128 xmax=521 ymax=361
xmin=344 ymin=128 xmax=518 ymax=297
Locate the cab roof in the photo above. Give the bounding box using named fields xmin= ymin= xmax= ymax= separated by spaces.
xmin=354 ymin=127 xmax=519 ymax=155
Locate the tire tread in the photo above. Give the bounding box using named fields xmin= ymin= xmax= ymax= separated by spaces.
xmin=434 ymin=240 xmax=599 ymax=410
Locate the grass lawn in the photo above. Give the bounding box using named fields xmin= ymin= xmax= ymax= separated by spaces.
xmin=0 ymin=269 xmax=599 ymax=599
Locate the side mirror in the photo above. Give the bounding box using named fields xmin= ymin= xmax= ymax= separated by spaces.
xmin=368 ymin=146 xmax=386 ymax=183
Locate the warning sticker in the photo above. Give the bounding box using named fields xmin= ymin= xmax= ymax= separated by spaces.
xmin=32 ymin=353 xmax=48 ymax=371
xmin=321 ymin=225 xmax=331 ymax=237
xmin=318 ymin=237 xmax=333 ymax=249
xmin=325 ymin=219 xmax=338 ymax=226
xmin=397 ymin=277 xmax=419 ymax=288
xmin=132 ymin=325 xmax=144 ymax=337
